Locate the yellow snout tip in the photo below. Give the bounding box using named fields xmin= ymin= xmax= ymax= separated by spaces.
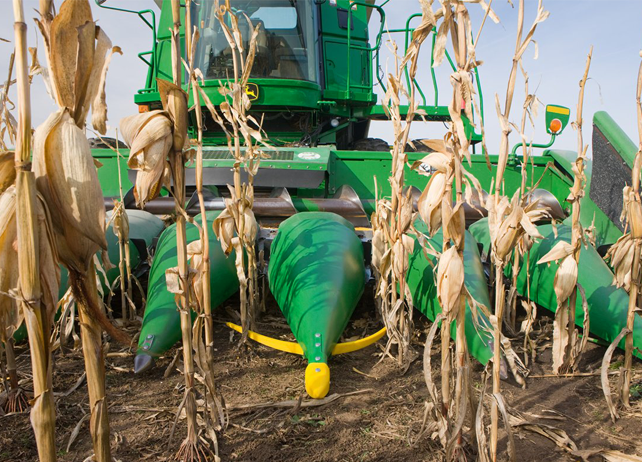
xmin=305 ymin=362 xmax=330 ymax=399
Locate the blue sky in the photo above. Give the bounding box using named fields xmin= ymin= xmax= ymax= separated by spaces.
xmin=1 ymin=0 xmax=641 ymax=155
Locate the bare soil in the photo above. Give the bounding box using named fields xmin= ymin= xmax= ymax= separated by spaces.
xmin=1 ymin=291 xmax=642 ymax=462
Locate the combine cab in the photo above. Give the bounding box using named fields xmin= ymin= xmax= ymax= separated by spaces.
xmin=92 ymin=0 xmax=641 ymax=398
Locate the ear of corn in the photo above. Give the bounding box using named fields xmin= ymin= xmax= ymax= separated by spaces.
xmin=34 ymin=109 xmax=107 ymax=273
xmin=120 ymin=110 xmax=173 ymax=207
xmin=30 ymin=1 xmax=125 ymax=460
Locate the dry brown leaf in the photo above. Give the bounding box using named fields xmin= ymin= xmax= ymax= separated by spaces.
xmin=33 ymin=108 xmax=107 ymax=273
xmin=49 ymin=0 xmax=93 ymax=111
xmin=0 ymin=151 xmax=16 ymax=194
xmin=601 ymin=328 xmax=629 ymax=422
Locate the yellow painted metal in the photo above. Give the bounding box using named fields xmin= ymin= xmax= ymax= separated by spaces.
xmin=305 ymin=363 xmax=330 ymax=399
xmin=330 ymin=327 xmax=387 ymax=355
xmin=226 ymin=322 xmax=303 ymax=355
xmin=226 ymin=322 xmax=386 ymax=356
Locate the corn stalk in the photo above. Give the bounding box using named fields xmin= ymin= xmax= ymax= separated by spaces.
xmin=185 ymin=1 xmax=228 ymax=455
xmin=412 ymin=2 xmax=495 ymax=458
xmin=372 ymin=0 xmax=439 ymax=370
xmin=9 ymin=1 xmax=58 ymax=460
xmin=163 ymin=2 xmax=208 ymax=460
xmin=537 ymin=50 xmax=592 ymax=378
xmin=33 ymin=1 xmax=126 ymax=460
xmin=486 ymin=1 xmax=548 ymax=460
xmin=605 ymin=54 xmax=642 ymax=411
xmin=210 ymin=1 xmax=263 ymax=345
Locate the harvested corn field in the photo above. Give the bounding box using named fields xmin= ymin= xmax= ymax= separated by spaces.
xmin=1 ymin=1 xmax=642 ymax=461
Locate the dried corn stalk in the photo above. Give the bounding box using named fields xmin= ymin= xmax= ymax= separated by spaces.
xmin=33 ymin=1 xmax=125 ymax=460
xmin=486 ymin=1 xmax=548 ymax=459
xmin=537 ymin=49 xmax=592 ymax=376
xmin=108 ymin=199 xmax=136 ymax=321
xmin=372 ymin=0 xmax=438 ymax=370
xmin=209 ymin=1 xmax=264 ymax=344
xmin=118 ymin=12 xmax=205 ymax=458
xmin=412 ymin=2 xmax=495 ymax=458
xmin=604 ymin=53 xmax=642 ymax=410
xmin=8 ymin=2 xmax=61 ymax=461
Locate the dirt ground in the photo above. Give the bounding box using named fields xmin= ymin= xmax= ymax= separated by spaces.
xmin=1 ymin=290 xmax=642 ymax=462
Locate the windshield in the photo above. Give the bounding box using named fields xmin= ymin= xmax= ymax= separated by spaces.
xmin=191 ymin=0 xmax=318 ymax=83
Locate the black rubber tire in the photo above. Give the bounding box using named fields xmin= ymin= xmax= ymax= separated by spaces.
xmin=88 ymin=137 xmax=128 ymax=150
xmin=352 ymin=137 xmax=390 ymax=152
xmin=405 ymin=138 xmax=436 ymax=153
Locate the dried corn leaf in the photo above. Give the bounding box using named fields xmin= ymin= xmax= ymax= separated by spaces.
xmin=49 ymin=0 xmax=93 ymax=111
xmin=601 ymin=328 xmax=629 ymax=422
xmin=33 ymin=109 xmax=107 ymax=273
xmin=0 ymin=151 xmax=16 ymax=194
xmin=0 ymin=187 xmax=20 ymax=342
xmin=537 ymin=241 xmax=575 ymax=265
xmin=83 ymin=27 xmax=122 ymax=135
xmin=72 ymin=20 xmax=96 ymax=125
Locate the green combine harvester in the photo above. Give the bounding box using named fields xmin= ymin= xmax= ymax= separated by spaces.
xmin=88 ymin=0 xmax=641 ymax=398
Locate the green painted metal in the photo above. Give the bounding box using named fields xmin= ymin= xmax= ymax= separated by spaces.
xmin=135 ymin=212 xmax=238 ymax=365
xmin=545 ymin=104 xmax=571 ymax=135
xmin=520 ymin=223 xmax=642 ymax=360
xmin=470 ymin=219 xmax=642 ymax=360
xmin=268 ymin=212 xmax=366 ymax=366
xmin=92 ymin=148 xmax=133 ymax=198
xmin=122 ymin=0 xmax=486 ymax=148
xmin=593 ymin=111 xmax=638 ymax=168
xmin=407 ymin=221 xmax=493 ymax=365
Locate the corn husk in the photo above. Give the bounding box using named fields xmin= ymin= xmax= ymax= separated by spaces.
xmin=0 ymin=151 xmax=16 ymax=194
xmin=437 ymin=246 xmax=464 ymax=319
xmin=37 ymin=0 xmax=119 ymax=133
xmin=48 ymin=0 xmax=94 ymax=113
xmin=120 ymin=110 xmax=173 ymax=207
xmin=0 ymin=187 xmax=21 ymax=343
xmin=417 ymin=172 xmax=447 ymax=236
xmin=33 ymin=108 xmax=107 ymax=273
xmin=157 ymin=79 xmax=189 ymax=152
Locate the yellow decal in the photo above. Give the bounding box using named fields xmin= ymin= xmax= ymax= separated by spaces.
xmin=245 ymin=83 xmax=259 ymax=101
xmin=548 ymin=105 xmax=570 ymax=115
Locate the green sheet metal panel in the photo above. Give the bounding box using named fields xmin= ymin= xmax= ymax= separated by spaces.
xmin=268 ymin=212 xmax=365 ymax=397
xmin=268 ymin=212 xmax=366 ymax=363
xmin=517 ymin=224 xmax=642 ymax=360
xmin=407 ymin=220 xmax=493 ymax=365
xmin=135 ymin=212 xmax=239 ymax=372
xmin=471 ymin=219 xmax=642 ymax=360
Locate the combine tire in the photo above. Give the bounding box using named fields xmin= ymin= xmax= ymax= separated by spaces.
xmin=406 ymin=138 xmax=436 ymax=152
xmin=88 ymin=137 xmax=128 ymax=150
xmin=352 ymin=138 xmax=390 ymax=152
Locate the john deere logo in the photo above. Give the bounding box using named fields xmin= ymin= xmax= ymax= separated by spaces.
xmin=245 ymin=83 xmax=259 ymax=101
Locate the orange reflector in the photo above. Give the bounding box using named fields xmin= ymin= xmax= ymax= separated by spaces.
xmin=549 ymin=118 xmax=562 ymax=134
xmin=138 ymin=104 xmax=150 ymax=113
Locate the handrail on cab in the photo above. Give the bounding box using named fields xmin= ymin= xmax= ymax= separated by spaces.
xmin=94 ymin=0 xmax=158 ymax=94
